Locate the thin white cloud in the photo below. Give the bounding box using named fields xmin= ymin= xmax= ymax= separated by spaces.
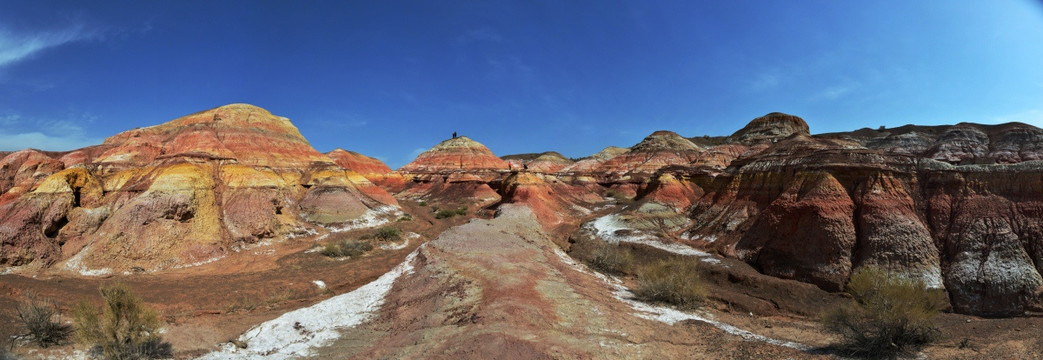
xmin=0 ymin=111 xmax=102 ymax=151
xmin=0 ymin=24 xmax=95 ymax=68
xmin=990 ymin=108 xmax=1043 ymax=127
xmin=457 ymin=28 xmax=503 ymax=44
xmin=810 ymin=82 xmax=860 ymax=101
xmin=0 ymin=113 xmax=19 ymax=126
xmin=749 ymin=73 xmax=779 ymax=91
xmin=0 ymin=132 xmax=102 ymax=151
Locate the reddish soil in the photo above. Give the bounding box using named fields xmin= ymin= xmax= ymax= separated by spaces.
xmin=0 ymin=200 xmax=466 ymax=358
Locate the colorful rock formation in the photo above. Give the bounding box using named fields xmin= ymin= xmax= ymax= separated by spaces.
xmin=597 ymin=130 xmax=704 ymax=176
xmin=326 ymin=148 xmax=392 ymax=179
xmin=3 ymin=106 xmax=1041 ymax=317
xmin=559 ymin=146 xmax=629 ymax=174
xmin=396 ymin=136 xmax=509 ymax=207
xmin=502 ymin=151 xmax=574 ymax=173
xmin=0 ymin=104 xmax=399 ymax=273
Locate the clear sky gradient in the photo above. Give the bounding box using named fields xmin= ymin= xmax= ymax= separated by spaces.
xmin=1 ymin=1 xmax=1041 ymax=168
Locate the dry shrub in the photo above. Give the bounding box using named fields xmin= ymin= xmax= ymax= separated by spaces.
xmin=434 ymin=207 xmax=467 ymax=219
xmin=321 ymin=239 xmax=374 ymax=258
xmin=822 ymin=266 xmax=945 ymax=358
xmin=73 ymin=283 xmax=171 ymax=360
xmin=634 ymin=257 xmax=705 ymax=310
xmin=587 ymin=243 xmax=634 ymax=275
xmin=17 ymin=291 xmax=71 ymax=347
xmin=374 ymin=226 xmax=401 ymax=241
xmin=604 ymin=190 xmax=633 ymax=205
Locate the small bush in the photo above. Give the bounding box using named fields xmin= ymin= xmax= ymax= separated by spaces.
xmin=418 ymin=201 xmax=427 ymax=207
xmin=634 ymin=258 xmax=705 ymax=310
xmin=374 ymin=226 xmax=401 ymax=241
xmin=435 ymin=207 xmax=467 ymax=219
xmin=321 ymin=239 xmax=374 ymax=258
xmin=605 ymin=190 xmax=633 ymax=205
xmin=397 ymin=215 xmax=413 ymax=222
xmin=822 ymin=267 xmax=945 ymax=358
xmin=17 ymin=291 xmax=71 ymax=348
xmin=587 ymin=243 xmax=634 ymax=275
xmin=73 ymin=283 xmax=171 ymax=360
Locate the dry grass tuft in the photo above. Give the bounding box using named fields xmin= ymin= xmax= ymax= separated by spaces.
xmin=17 ymin=291 xmax=71 ymax=348
xmin=587 ymin=243 xmax=635 ymax=275
xmin=633 ymin=257 xmax=705 ymax=310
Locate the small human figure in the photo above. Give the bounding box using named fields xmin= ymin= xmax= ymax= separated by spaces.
xmin=452 ymin=132 xmax=457 ymax=138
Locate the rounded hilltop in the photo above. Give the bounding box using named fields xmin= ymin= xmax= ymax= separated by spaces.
xmin=399 ymin=136 xmax=510 ymax=172
xmin=729 ymin=112 xmax=811 ymax=144
xmin=94 ymin=103 xmax=331 ymax=169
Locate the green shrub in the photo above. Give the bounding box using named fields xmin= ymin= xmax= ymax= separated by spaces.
xmin=321 ymin=239 xmax=374 ymax=258
xmin=587 ymin=243 xmax=634 ymax=275
xmin=822 ymin=266 xmax=945 ymax=358
xmin=17 ymin=291 xmax=71 ymax=348
xmin=634 ymin=258 xmax=705 ymax=310
xmin=73 ymin=283 xmax=171 ymax=360
xmin=418 ymin=201 xmax=427 ymax=207
xmin=397 ymin=215 xmax=413 ymax=222
xmin=374 ymin=226 xmax=401 ymax=241
xmin=435 ymin=207 xmax=468 ymax=219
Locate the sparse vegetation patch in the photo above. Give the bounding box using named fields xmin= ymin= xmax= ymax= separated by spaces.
xmin=435 ymin=207 xmax=468 ymax=219
xmin=587 ymin=243 xmax=634 ymax=275
xmin=16 ymin=291 xmax=70 ymax=348
xmin=321 ymin=239 xmax=374 ymax=258
xmin=634 ymin=257 xmax=705 ymax=310
xmin=375 ymin=226 xmax=401 ymax=241
xmin=822 ymin=266 xmax=945 ymax=358
xmin=605 ymin=190 xmax=634 ymax=205
xmin=73 ymin=282 xmax=171 ymax=360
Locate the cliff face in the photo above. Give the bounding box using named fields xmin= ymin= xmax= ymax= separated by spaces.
xmin=650 ymin=132 xmax=1043 ymax=316
xmin=0 ymin=104 xmax=399 ymax=273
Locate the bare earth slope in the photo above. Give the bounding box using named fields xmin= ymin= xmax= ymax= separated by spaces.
xmin=204 ymin=205 xmax=817 ymax=359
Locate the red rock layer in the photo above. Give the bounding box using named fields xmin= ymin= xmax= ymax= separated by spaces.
xmin=326 ymin=148 xmax=392 ymax=178
xmin=498 ymin=172 xmax=604 ymax=230
xmin=396 ymin=136 xmax=510 ymax=206
xmin=502 ymin=151 xmax=574 ymax=173
xmin=0 ymin=104 xmax=398 ymax=273
xmin=399 ymin=136 xmax=509 ymax=173
xmin=559 ymin=146 xmax=629 ymax=174
xmin=597 ymin=131 xmax=703 ymax=176
xmin=651 ymin=133 xmax=1041 ymax=315
xmin=728 ymin=112 xmax=810 ymax=144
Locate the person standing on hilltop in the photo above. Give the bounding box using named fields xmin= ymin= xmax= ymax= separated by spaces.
xmin=452 ymin=131 xmax=457 ymax=138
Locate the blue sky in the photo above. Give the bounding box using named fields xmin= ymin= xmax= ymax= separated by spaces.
xmin=1 ymin=1 xmax=1041 ymax=168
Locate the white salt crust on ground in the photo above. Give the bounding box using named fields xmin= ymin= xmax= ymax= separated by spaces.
xmin=197 ymin=248 xmax=421 ymax=359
